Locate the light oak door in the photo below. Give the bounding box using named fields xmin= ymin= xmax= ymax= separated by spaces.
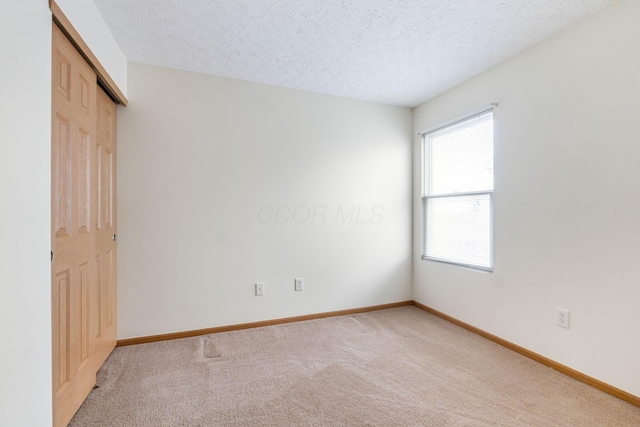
xmin=52 ymin=23 xmax=118 ymax=427
xmin=94 ymin=87 xmax=117 ymax=370
xmin=51 ymin=23 xmax=97 ymax=427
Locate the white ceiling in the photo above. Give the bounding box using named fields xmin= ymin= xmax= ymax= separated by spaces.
xmin=94 ymin=0 xmax=614 ymax=107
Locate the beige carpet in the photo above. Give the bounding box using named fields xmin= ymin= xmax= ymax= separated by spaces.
xmin=69 ymin=307 xmax=640 ymax=426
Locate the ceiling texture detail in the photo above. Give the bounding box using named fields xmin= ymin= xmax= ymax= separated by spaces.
xmin=94 ymin=0 xmax=615 ymax=107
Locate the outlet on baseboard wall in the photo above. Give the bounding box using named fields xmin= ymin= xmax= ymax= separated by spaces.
xmin=294 ymin=278 xmax=304 ymax=291
xmin=555 ymin=308 xmax=570 ymax=329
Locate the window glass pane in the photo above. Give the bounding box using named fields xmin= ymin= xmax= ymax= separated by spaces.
xmin=425 ymin=193 xmax=492 ymax=269
xmin=427 ymin=112 xmax=493 ymax=194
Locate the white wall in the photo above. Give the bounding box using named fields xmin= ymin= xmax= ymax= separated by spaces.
xmin=118 ymin=63 xmax=412 ymax=338
xmin=0 ymin=1 xmax=52 ymax=425
xmin=413 ymin=0 xmax=640 ymax=397
xmin=56 ymin=0 xmax=128 ymax=97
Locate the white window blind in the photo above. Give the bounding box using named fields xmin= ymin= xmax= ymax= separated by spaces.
xmin=422 ymin=108 xmax=494 ymax=271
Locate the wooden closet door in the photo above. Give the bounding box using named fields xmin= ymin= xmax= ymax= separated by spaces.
xmin=51 ymin=24 xmax=97 ymax=427
xmin=94 ymin=87 xmax=117 ymax=370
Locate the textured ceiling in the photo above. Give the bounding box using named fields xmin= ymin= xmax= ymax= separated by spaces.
xmin=93 ymin=0 xmax=615 ymax=107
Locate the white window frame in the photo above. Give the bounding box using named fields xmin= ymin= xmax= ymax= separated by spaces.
xmin=419 ymin=104 xmax=496 ymax=272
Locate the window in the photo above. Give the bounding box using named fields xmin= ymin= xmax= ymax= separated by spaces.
xmin=421 ymin=107 xmax=494 ymax=271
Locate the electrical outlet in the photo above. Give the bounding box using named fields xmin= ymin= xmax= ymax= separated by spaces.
xmin=555 ymin=308 xmax=570 ymax=329
xmin=294 ymin=278 xmax=304 ymax=291
xmin=255 ymin=282 xmax=264 ymax=296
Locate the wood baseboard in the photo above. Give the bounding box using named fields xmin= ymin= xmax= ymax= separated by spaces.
xmin=411 ymin=300 xmax=640 ymax=408
xmin=117 ymin=301 xmax=412 ymax=346
xmin=116 ymin=298 xmax=638 ymax=407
